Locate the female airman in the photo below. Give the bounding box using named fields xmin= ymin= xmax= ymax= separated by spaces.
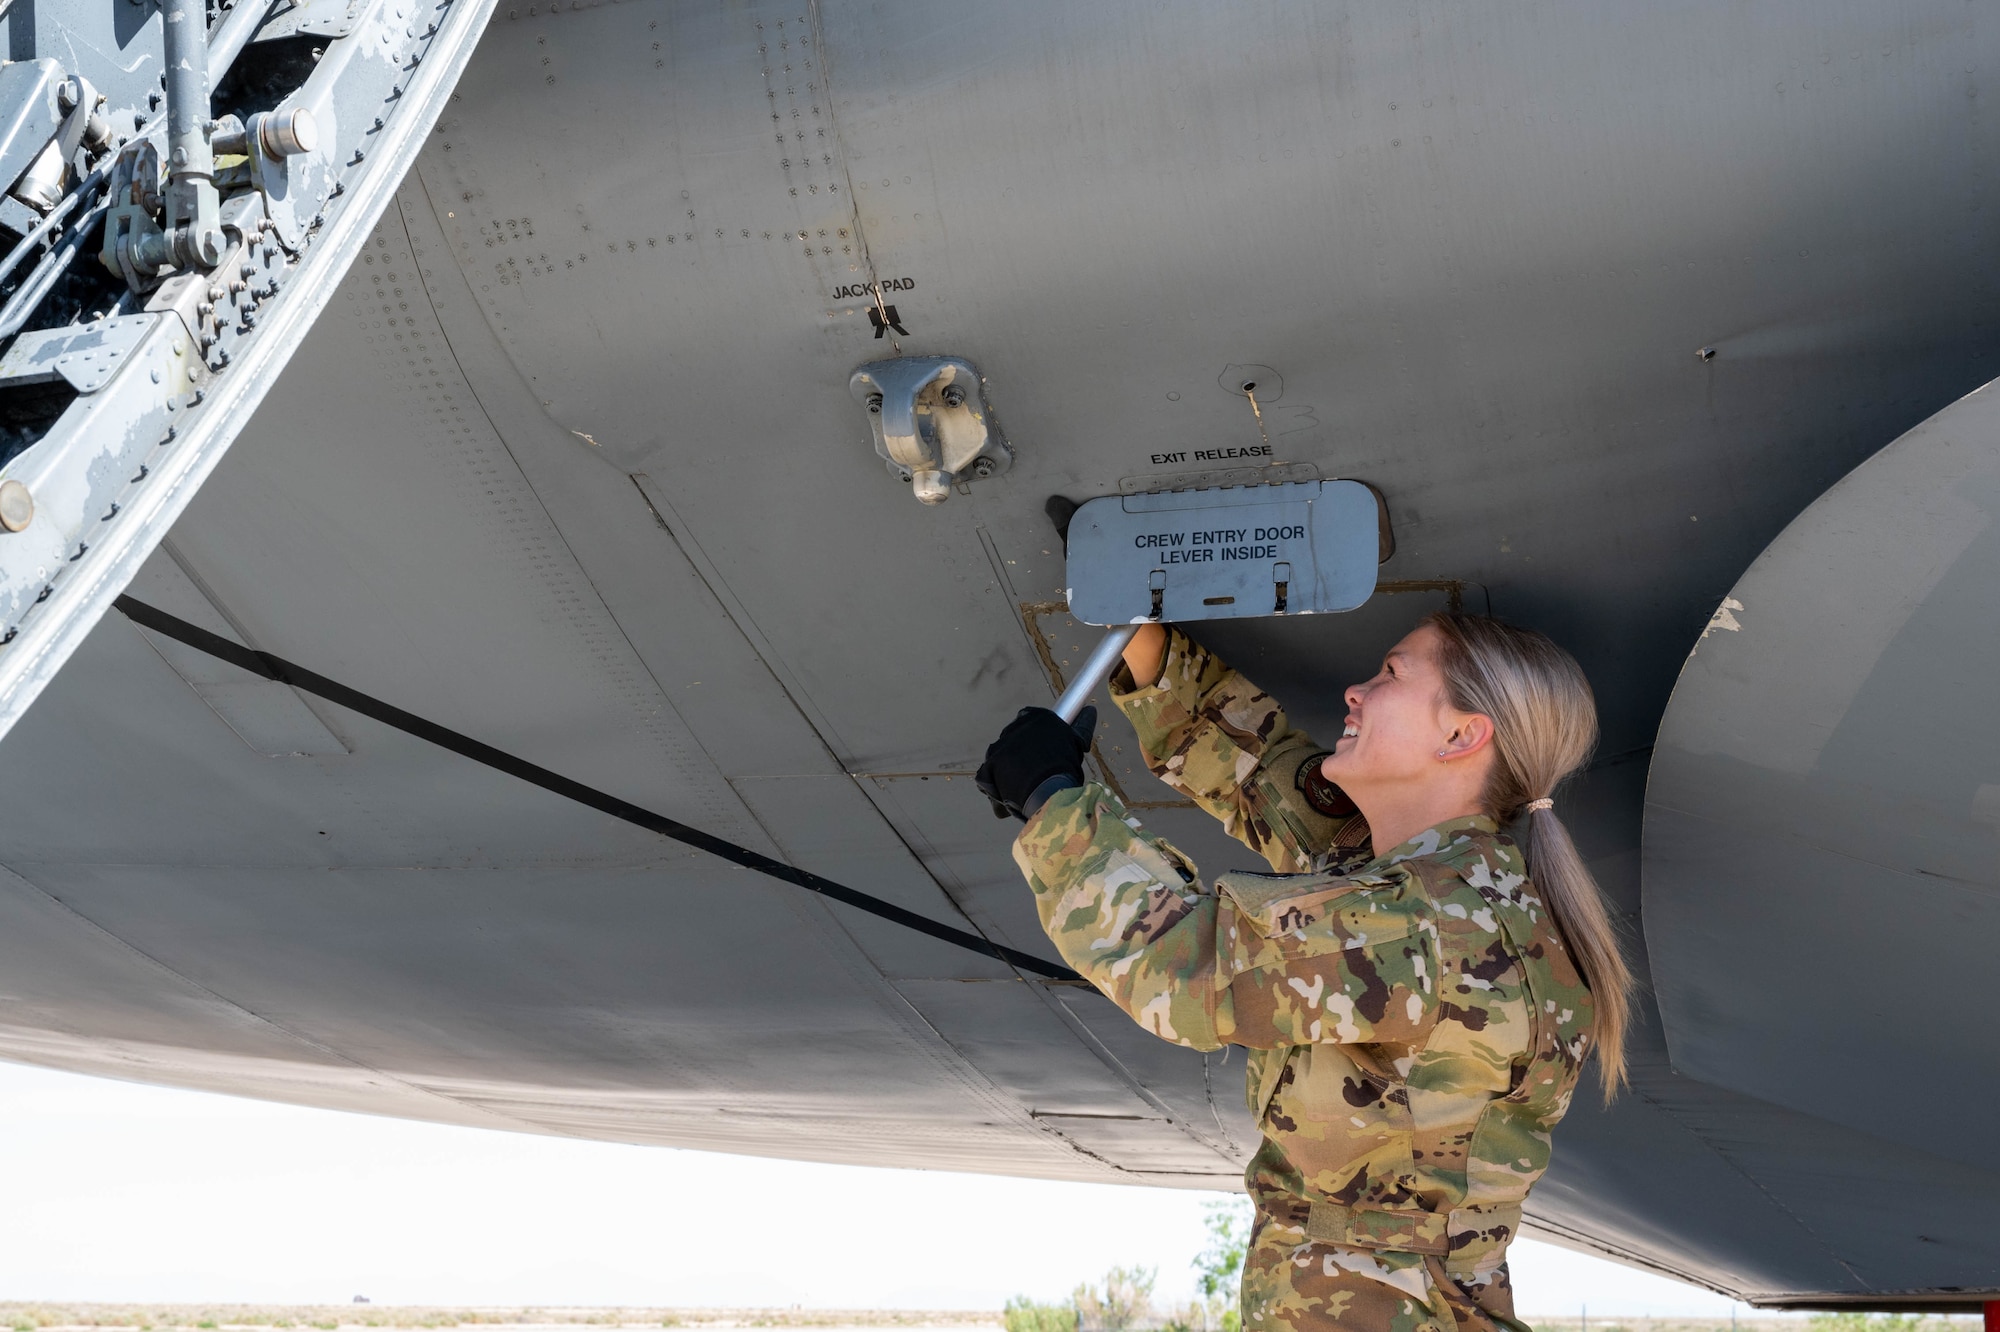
xmin=977 ymin=614 xmax=1632 ymax=1332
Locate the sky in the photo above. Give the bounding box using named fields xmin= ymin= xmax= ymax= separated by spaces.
xmin=0 ymin=1058 xmax=1753 ymax=1319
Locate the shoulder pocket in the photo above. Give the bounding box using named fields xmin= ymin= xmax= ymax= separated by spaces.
xmin=1216 ymin=868 xmax=1422 ymax=949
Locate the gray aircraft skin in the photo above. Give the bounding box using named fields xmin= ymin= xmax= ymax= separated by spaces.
xmin=0 ymin=0 xmax=1997 ymax=1311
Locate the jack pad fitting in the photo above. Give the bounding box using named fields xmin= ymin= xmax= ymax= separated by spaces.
xmin=850 ymin=355 xmax=1011 ymax=504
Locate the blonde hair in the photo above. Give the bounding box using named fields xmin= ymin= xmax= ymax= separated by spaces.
xmin=1425 ymin=612 xmax=1633 ymax=1100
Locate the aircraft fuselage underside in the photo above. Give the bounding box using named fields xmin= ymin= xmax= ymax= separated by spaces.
xmin=0 ymin=0 xmax=1997 ymax=1309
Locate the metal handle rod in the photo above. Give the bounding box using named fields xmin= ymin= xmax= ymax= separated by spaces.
xmin=162 ymin=0 xmax=212 ymax=185
xmin=0 ymin=197 xmax=112 ymax=339
xmin=1054 ymin=623 xmax=1143 ymax=722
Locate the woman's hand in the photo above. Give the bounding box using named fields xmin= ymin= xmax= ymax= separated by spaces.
xmin=1122 ymin=622 xmax=1168 ymax=686
xmin=975 ymin=706 xmax=1099 ymax=820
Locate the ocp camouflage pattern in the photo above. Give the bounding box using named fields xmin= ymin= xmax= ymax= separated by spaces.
xmin=1012 ymin=629 xmax=1596 ymax=1331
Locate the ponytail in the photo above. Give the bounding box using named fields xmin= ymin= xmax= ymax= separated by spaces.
xmin=1425 ymin=613 xmax=1634 ymax=1101
xmin=1520 ymin=803 xmax=1631 ymax=1099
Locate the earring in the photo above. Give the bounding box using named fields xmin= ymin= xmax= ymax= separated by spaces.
xmin=1437 ymin=749 xmax=1448 ymax=758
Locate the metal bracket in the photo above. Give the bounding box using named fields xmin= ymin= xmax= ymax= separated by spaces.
xmin=143 ymin=191 xmax=271 ymax=359
xmin=0 ymin=60 xmax=64 ymax=208
xmin=849 ymin=355 xmax=1011 ymax=505
xmin=0 ymin=314 xmax=158 ymax=393
xmin=253 ymin=0 xmax=372 ymax=41
xmin=100 ymin=137 xmax=174 ymax=292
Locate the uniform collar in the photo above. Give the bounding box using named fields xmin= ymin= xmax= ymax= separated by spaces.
xmin=1369 ymin=814 xmax=1499 ymax=869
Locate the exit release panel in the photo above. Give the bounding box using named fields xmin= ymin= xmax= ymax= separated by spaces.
xmin=1065 ymin=480 xmax=1380 ymax=626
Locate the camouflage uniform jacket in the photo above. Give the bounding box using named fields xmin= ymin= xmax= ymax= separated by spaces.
xmin=1013 ymin=628 xmax=1595 ymax=1280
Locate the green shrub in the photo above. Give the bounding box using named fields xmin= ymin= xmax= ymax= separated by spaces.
xmin=1073 ymin=1267 xmax=1155 ymax=1332
xmin=1808 ymin=1317 xmax=1941 ymax=1332
xmin=1002 ymin=1297 xmax=1076 ymax=1332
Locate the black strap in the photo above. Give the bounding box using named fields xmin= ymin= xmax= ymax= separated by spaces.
xmin=115 ymin=596 xmax=1082 ymax=983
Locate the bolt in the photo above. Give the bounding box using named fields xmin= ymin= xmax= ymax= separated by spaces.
xmin=257 ymin=107 xmax=320 ymax=159
xmin=941 ymin=385 xmax=966 ymax=408
xmin=866 ymin=392 xmax=883 ymax=414
xmin=0 ymin=479 xmax=34 ymax=532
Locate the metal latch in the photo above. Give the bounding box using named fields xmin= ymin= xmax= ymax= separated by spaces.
xmin=849 ymin=355 xmax=1012 ymax=505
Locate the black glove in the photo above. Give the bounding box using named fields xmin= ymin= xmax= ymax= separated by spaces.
xmin=974 ymin=706 xmax=1098 ymax=821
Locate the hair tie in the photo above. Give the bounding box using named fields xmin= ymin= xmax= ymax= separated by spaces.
xmin=1524 ymin=797 xmax=1554 ymax=813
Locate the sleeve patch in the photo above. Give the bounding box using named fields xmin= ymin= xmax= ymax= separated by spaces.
xmin=1295 ymin=752 xmax=1358 ymax=818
